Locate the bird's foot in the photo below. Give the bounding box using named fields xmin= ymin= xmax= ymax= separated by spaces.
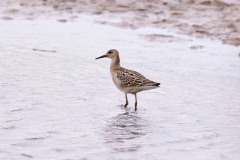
xmin=134 ymin=102 xmax=137 ymax=111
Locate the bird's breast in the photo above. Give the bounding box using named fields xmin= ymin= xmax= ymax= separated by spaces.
xmin=111 ymin=71 xmax=125 ymax=92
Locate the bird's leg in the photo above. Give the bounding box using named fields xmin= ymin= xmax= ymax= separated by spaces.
xmin=134 ymin=94 xmax=138 ymax=111
xmin=124 ymin=93 xmax=128 ymax=108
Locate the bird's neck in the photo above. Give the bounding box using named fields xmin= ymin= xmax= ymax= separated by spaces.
xmin=110 ymin=55 xmax=120 ymax=71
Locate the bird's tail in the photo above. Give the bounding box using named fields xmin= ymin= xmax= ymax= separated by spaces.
xmin=143 ymin=79 xmax=160 ymax=87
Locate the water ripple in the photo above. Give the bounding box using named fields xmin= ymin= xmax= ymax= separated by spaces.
xmin=104 ymin=111 xmax=148 ymax=152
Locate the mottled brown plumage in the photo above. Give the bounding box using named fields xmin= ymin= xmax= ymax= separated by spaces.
xmin=116 ymin=67 xmax=159 ymax=88
xmin=96 ymin=49 xmax=160 ymax=111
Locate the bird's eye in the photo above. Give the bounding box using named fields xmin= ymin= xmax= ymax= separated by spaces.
xmin=108 ymin=51 xmax=113 ymax=54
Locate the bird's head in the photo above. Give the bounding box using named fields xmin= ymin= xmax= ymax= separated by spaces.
xmin=95 ymin=49 xmax=119 ymax=60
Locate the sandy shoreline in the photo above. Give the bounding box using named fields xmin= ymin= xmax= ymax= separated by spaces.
xmin=1 ymin=18 xmax=239 ymax=160
xmin=1 ymin=0 xmax=240 ymax=46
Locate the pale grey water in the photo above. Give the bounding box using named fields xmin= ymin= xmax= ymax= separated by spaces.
xmin=0 ymin=16 xmax=240 ymax=160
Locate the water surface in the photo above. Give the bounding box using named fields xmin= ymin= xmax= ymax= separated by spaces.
xmin=0 ymin=16 xmax=240 ymax=160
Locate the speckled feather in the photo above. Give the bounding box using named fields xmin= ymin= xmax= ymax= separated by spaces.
xmin=115 ymin=67 xmax=158 ymax=88
xmin=96 ymin=49 xmax=160 ymax=110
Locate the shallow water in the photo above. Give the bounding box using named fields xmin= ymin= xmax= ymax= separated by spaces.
xmin=0 ymin=16 xmax=240 ymax=160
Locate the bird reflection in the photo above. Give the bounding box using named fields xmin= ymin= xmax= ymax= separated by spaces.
xmin=104 ymin=111 xmax=147 ymax=152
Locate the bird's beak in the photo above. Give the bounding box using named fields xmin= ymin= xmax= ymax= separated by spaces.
xmin=95 ymin=54 xmax=107 ymax=60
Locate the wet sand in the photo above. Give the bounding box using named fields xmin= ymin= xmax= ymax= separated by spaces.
xmin=0 ymin=1 xmax=240 ymax=160
xmin=1 ymin=0 xmax=240 ymax=46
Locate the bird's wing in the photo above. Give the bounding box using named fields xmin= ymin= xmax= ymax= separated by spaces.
xmin=116 ymin=67 xmax=156 ymax=87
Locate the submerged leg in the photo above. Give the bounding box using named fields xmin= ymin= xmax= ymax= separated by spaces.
xmin=124 ymin=93 xmax=128 ymax=108
xmin=134 ymin=94 xmax=138 ymax=111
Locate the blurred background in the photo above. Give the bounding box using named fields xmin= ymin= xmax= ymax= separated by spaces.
xmin=1 ymin=0 xmax=240 ymax=46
